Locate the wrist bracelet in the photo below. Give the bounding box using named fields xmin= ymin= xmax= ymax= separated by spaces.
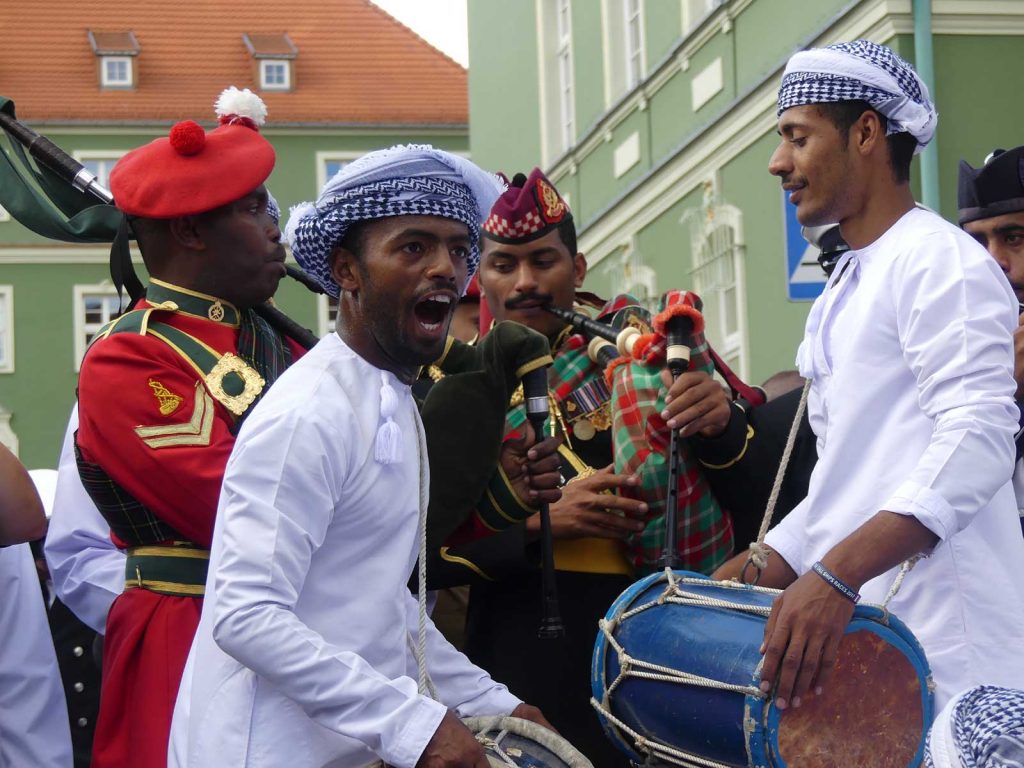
xmin=811 ymin=561 xmax=860 ymax=604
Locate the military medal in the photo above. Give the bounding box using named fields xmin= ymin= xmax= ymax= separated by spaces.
xmin=573 ymin=418 xmax=596 ymax=441
xmin=208 ymin=300 xmax=225 ymax=322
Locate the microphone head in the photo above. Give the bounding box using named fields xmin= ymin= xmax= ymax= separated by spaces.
xmin=521 ymin=367 xmax=549 ymax=423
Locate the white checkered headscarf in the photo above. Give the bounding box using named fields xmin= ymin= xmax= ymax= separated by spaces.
xmin=285 ymin=145 xmax=505 ymax=298
xmin=778 ymin=40 xmax=937 ymax=154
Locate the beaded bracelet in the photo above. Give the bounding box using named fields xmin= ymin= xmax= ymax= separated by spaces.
xmin=811 ymin=561 xmax=860 ymax=604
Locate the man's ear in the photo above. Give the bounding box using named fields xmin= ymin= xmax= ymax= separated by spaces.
xmin=330 ymin=247 xmax=361 ymax=294
xmin=573 ymin=252 xmax=588 ymax=289
xmin=853 ymin=110 xmax=885 ymax=157
xmin=168 ymin=216 xmax=205 ymax=251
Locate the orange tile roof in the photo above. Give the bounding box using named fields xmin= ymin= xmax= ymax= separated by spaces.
xmin=1 ymin=0 xmax=467 ymax=126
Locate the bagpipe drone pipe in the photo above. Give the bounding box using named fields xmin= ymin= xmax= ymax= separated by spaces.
xmin=0 ymin=96 xmax=320 ymax=350
xmin=545 ymin=290 xmax=766 ymax=575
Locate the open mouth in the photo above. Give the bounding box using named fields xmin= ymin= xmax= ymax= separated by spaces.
xmin=413 ymin=293 xmax=454 ymax=333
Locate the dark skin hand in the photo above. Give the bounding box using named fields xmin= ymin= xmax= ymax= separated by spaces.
xmin=659 ymin=370 xmax=732 ymax=438
xmin=500 ymin=422 xmax=563 ymax=508
xmin=754 ymin=512 xmax=937 ymax=710
xmin=525 ymin=465 xmax=647 ymax=541
xmin=416 ymin=704 xmax=556 ymax=767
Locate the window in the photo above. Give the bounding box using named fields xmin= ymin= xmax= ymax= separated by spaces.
xmin=315 ymin=152 xmax=362 ymax=193
xmin=88 ymin=31 xmax=140 ymax=89
xmin=74 ymin=151 xmax=127 ymax=189
xmin=244 ymin=33 xmax=298 ymax=92
xmin=0 ymin=286 xmax=13 ymax=374
xmin=101 ymin=56 xmax=132 ymax=87
xmin=540 ymin=0 xmax=576 ymax=163
xmin=682 ymin=0 xmax=720 ymax=35
xmin=601 ymin=0 xmax=645 ymax=106
xmin=260 ymin=60 xmax=291 ymax=91
xmin=556 ymin=0 xmax=575 ymax=153
xmin=624 ymin=0 xmax=644 ymax=89
xmin=682 ymin=198 xmax=748 ymax=378
xmin=317 ymin=294 xmax=339 ymax=337
xmin=74 ymin=285 xmax=123 ymax=371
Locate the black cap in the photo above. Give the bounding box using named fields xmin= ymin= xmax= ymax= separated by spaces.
xmin=958 ymin=146 xmax=1024 ymax=225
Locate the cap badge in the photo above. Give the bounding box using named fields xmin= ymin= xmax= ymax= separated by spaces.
xmin=535 ymin=178 xmax=567 ymax=224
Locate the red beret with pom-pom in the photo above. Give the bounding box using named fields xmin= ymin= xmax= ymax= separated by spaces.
xmin=110 ymin=120 xmax=274 ymax=218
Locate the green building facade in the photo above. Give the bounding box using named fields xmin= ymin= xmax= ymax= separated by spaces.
xmin=467 ymin=0 xmax=1024 ymax=385
xmin=0 ymin=124 xmax=468 ymax=466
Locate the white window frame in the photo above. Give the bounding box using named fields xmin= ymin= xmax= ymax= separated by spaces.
xmin=683 ymin=201 xmax=749 ymax=379
xmin=73 ymin=284 xmax=123 ymax=371
xmin=624 ymin=0 xmax=645 ymax=90
xmin=0 ymin=286 xmax=13 ymax=374
xmin=315 ymin=151 xmax=363 ymax=193
xmin=317 ymin=294 xmax=339 ymax=338
xmin=681 ymin=0 xmax=720 ymax=36
xmin=73 ymin=150 xmax=128 ymax=189
xmin=260 ymin=59 xmax=291 ymax=91
xmin=556 ymin=0 xmax=575 ymax=153
xmin=101 ymin=56 xmax=133 ymax=87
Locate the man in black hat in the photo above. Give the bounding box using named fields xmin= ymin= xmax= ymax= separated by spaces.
xmin=959 ymin=146 xmax=1024 ymax=534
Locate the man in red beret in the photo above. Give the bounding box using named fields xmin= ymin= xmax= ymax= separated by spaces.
xmin=74 ymin=88 xmax=305 ymax=768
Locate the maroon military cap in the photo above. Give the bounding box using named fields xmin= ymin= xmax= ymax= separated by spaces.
xmin=482 ymin=168 xmax=571 ymax=244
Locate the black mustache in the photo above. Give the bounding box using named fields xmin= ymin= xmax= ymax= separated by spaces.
xmin=505 ymin=292 xmax=554 ymax=310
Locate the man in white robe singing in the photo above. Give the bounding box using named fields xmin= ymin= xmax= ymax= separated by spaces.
xmin=715 ymin=40 xmax=1024 ymax=713
xmin=169 ymin=146 xmax=558 ymax=768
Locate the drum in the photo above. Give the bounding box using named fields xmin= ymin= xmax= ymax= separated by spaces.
xmin=591 ymin=570 xmax=933 ymax=768
xmin=463 ymin=716 xmax=595 ymax=768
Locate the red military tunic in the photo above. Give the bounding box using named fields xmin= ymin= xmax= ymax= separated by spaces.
xmin=76 ymin=285 xmax=303 ymax=768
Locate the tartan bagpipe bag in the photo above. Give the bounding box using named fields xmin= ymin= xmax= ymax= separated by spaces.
xmin=608 ymin=290 xmax=734 ymax=575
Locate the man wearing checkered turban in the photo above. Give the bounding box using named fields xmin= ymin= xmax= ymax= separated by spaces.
xmin=715 ymin=40 xmax=1024 ymax=716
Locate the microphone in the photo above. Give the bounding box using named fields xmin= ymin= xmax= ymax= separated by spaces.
xmin=521 ymin=366 xmax=564 ymax=639
xmin=659 ymin=312 xmax=695 ymax=570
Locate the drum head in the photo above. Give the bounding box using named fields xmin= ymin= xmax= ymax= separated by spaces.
xmin=772 ymin=627 xmax=927 ymax=767
xmin=463 ymin=716 xmax=595 ymax=768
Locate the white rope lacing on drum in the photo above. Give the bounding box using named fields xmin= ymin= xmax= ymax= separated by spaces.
xmin=591 ymin=571 xmax=772 ymax=768
xmin=589 ymin=697 xmax=737 ymax=768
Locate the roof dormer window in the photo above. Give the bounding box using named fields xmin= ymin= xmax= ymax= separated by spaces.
xmin=88 ymin=30 xmax=140 ymax=90
xmin=260 ymin=60 xmax=290 ymax=90
xmin=243 ymin=33 xmax=298 ymax=92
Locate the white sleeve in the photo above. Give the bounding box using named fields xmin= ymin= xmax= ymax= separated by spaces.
xmin=209 ymin=409 xmax=446 ymax=768
xmin=43 ymin=405 xmax=124 ymax=634
xmin=0 ymin=545 xmax=73 ymax=768
xmin=404 ymin=592 xmax=521 ymax=717
xmin=882 ymin=231 xmax=1020 ymax=540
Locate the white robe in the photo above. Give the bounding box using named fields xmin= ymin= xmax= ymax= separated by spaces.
xmin=170 ymin=333 xmax=520 ymax=768
xmin=766 ymin=208 xmax=1024 ymax=712
xmin=0 ymin=544 xmax=73 ymax=768
xmin=44 ymin=405 xmax=125 ymax=634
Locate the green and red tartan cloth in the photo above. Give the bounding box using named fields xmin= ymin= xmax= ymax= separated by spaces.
xmin=506 ymin=293 xmax=733 ymax=576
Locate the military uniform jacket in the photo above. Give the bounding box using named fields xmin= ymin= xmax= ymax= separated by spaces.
xmin=75 ymin=280 xmax=302 ymax=768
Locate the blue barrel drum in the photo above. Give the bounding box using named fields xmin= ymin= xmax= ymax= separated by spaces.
xmin=591 ymin=570 xmax=933 ymax=767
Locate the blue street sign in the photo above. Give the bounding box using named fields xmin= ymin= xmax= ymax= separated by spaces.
xmin=782 ymin=191 xmax=827 ymax=301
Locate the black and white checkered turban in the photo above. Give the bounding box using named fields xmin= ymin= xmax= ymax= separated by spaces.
xmin=925 ymin=686 xmax=1024 ymax=768
xmin=778 ymin=40 xmax=937 ymax=154
xmin=284 ymin=145 xmax=505 ymax=298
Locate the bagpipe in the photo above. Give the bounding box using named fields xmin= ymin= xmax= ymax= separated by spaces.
xmin=543 ymin=290 xmax=765 ymax=574
xmin=544 ymin=293 xmax=934 ymax=767
xmin=0 ymin=97 xmax=320 ymax=351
